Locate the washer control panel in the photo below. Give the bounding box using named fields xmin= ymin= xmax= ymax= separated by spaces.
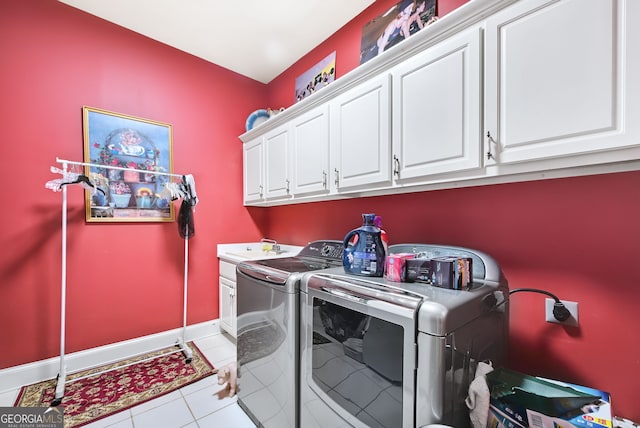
xmin=299 ymin=240 xmax=344 ymax=261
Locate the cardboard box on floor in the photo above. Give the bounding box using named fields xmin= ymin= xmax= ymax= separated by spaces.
xmin=486 ymin=368 xmax=612 ymax=428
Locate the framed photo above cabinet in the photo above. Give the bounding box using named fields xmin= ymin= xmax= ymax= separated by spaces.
xmin=82 ymin=106 xmax=174 ymax=223
xmin=360 ymin=0 xmax=437 ymax=65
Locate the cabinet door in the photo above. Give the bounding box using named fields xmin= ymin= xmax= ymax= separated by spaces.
xmin=330 ymin=74 xmax=391 ymax=191
xmin=219 ymin=260 xmax=237 ymax=281
xmin=485 ymin=0 xmax=640 ymax=165
xmin=243 ymin=137 xmax=264 ymax=204
xmin=291 ymin=104 xmax=330 ymax=196
xmin=219 ymin=277 xmax=236 ymax=338
xmin=392 ymin=27 xmax=482 ymax=181
xmin=264 ymin=124 xmax=291 ymax=200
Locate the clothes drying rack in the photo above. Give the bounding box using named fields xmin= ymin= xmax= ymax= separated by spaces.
xmin=48 ymin=157 xmax=195 ymax=406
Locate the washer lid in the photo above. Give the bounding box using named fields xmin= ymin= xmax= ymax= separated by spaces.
xmin=237 ymin=255 xmax=342 ymax=290
xmin=250 ymin=257 xmax=339 ymax=272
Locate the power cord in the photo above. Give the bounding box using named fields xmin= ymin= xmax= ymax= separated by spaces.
xmin=482 ymin=287 xmax=571 ymax=321
xmin=508 ymin=288 xmax=571 ymax=321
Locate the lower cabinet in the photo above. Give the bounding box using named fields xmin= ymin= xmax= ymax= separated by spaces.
xmin=218 ymin=260 xmax=237 ymax=338
xmin=219 ymin=277 xmax=235 ymax=338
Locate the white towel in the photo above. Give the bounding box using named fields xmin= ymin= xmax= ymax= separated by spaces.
xmin=465 ymin=361 xmax=494 ymax=428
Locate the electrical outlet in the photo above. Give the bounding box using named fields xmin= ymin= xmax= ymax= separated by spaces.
xmin=545 ymin=298 xmax=579 ymax=327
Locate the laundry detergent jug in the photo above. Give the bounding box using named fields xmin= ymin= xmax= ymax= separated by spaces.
xmin=343 ymin=213 xmax=386 ymax=277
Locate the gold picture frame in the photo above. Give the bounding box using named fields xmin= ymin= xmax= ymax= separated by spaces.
xmin=82 ymin=106 xmax=175 ymax=222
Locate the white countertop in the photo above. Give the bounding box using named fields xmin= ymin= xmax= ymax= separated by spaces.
xmin=217 ymin=242 xmax=303 ymax=264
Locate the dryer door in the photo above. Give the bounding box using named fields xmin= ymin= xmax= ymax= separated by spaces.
xmin=300 ymin=273 xmax=420 ymax=428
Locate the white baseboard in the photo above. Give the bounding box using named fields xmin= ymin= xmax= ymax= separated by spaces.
xmin=0 ymin=319 xmax=220 ymax=394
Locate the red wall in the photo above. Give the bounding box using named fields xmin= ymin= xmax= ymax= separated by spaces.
xmin=0 ymin=0 xmax=267 ymax=366
xmin=2 ymin=0 xmax=639 ymax=421
xmin=264 ymin=0 xmax=640 ymax=421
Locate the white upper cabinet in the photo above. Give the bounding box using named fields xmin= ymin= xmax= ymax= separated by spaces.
xmin=263 ymin=124 xmax=291 ymax=200
xmin=243 ymin=137 xmax=264 ymax=204
xmin=240 ymin=0 xmax=640 ymax=206
xmin=330 ymin=73 xmax=392 ymax=192
xmin=484 ymin=0 xmax=640 ymax=166
xmin=391 ymin=27 xmax=482 ymax=182
xmin=291 ymin=104 xmax=331 ymax=197
xmin=243 ymin=122 xmax=293 ymax=204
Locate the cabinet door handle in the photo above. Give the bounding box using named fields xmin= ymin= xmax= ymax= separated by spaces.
xmin=486 ymin=131 xmax=497 ymax=160
xmin=286 ymin=179 xmax=290 ymax=194
xmin=259 ymin=185 xmax=263 ymax=199
xmin=334 ymin=168 xmax=339 ymax=188
xmin=322 ymin=170 xmax=327 ymax=189
xmin=393 ymin=155 xmax=400 ymax=178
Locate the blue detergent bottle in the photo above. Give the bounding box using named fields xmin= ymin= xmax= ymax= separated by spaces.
xmin=343 ymin=213 xmax=386 ymax=277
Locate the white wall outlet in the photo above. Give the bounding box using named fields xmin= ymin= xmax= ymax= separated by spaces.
xmin=545 ymin=298 xmax=579 ymax=327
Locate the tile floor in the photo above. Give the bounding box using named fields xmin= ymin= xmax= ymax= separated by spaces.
xmin=0 ymin=333 xmax=257 ymax=428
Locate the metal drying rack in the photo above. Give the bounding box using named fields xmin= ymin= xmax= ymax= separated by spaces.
xmin=48 ymin=157 xmax=195 ymax=406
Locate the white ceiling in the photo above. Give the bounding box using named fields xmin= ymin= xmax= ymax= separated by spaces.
xmin=58 ymin=0 xmax=375 ymax=84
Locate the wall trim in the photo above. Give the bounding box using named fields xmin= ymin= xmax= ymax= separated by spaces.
xmin=0 ymin=320 xmax=220 ymax=395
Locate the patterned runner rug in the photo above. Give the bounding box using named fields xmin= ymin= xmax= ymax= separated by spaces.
xmin=14 ymin=342 xmax=215 ymax=427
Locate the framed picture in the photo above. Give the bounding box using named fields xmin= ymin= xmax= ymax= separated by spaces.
xmin=295 ymin=51 xmax=336 ymax=103
xmin=82 ymin=106 xmax=175 ymax=223
xmin=360 ymin=0 xmax=437 ymax=65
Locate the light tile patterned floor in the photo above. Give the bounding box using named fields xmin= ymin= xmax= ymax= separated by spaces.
xmin=0 ymin=334 xmax=256 ymax=428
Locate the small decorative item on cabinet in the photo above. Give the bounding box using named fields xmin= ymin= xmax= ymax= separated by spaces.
xmin=245 ymin=109 xmax=270 ymax=131
xmin=267 ymin=107 xmax=285 ymax=118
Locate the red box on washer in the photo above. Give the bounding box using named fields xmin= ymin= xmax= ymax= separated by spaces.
xmin=384 ymin=253 xmax=416 ymax=282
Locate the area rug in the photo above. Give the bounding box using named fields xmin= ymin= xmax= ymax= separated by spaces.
xmin=14 ymin=342 xmax=215 ymax=427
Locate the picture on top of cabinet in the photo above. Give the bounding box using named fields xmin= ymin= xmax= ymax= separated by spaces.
xmin=82 ymin=106 xmax=175 ymax=223
xmin=360 ymin=0 xmax=437 ymax=64
xmin=295 ymin=51 xmax=336 ymax=103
